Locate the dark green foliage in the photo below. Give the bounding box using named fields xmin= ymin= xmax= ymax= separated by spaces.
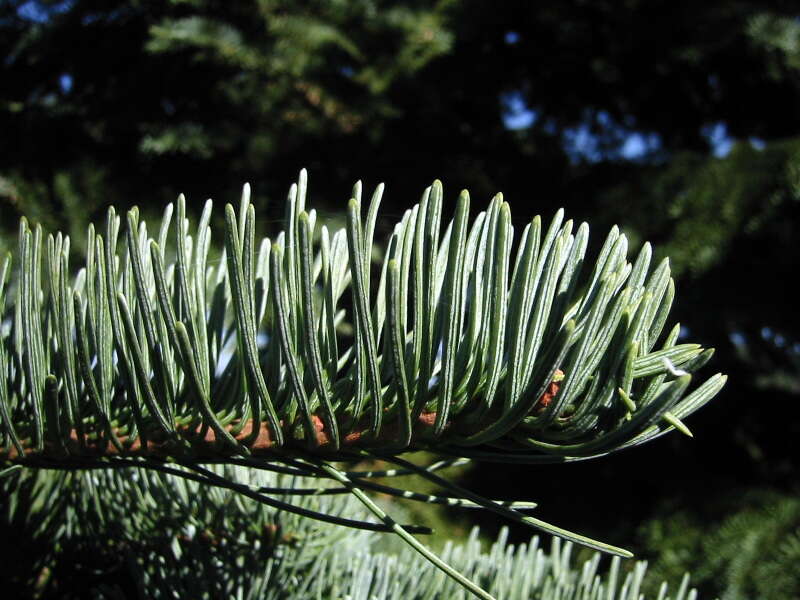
xmin=640 ymin=490 xmax=800 ymax=599
xmin=597 ymin=136 xmax=800 ymax=489
xmin=0 ymin=0 xmax=454 ymax=240
xmin=3 ymin=1 xmax=799 ymax=231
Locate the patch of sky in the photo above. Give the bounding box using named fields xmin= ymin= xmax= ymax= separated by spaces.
xmin=81 ymin=12 xmax=101 ymax=25
xmin=702 ymin=122 xmax=734 ymax=157
xmin=562 ymin=110 xmax=663 ymax=163
xmin=729 ymin=331 xmax=746 ymax=346
xmin=563 ymin=122 xmax=603 ymax=163
xmin=501 ymin=97 xmax=744 ymax=164
xmin=730 ymin=329 xmax=796 ymax=351
xmin=761 ymin=326 xmax=788 ymax=347
xmin=501 ymin=91 xmax=538 ymax=130
xmin=257 ymin=333 xmax=268 ymax=348
xmin=59 ymin=73 xmax=73 ymax=94
xmin=16 ymin=0 xmax=73 ymax=23
xmin=215 ymin=332 xmax=269 ymax=376
xmin=620 ymin=132 xmax=662 ymax=159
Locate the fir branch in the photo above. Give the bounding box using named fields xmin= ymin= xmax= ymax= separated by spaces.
xmin=1 ymin=465 xmax=701 ymax=599
xmin=0 ymin=171 xmax=725 ymax=598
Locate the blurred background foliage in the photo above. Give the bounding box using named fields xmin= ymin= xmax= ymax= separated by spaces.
xmin=2 ymin=0 xmax=800 ymax=597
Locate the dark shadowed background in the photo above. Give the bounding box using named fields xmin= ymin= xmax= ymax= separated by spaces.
xmin=2 ymin=1 xmax=799 ymax=597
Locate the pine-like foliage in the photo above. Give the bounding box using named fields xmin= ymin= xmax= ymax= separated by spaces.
xmin=2 ymin=465 xmax=700 ymax=600
xmin=0 ymin=172 xmax=725 ymax=597
xmin=640 ymin=490 xmax=800 ymax=599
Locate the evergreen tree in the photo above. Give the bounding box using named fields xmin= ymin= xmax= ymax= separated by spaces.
xmin=639 ymin=489 xmax=800 ymax=599
xmin=3 ymin=1 xmax=799 ymax=596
